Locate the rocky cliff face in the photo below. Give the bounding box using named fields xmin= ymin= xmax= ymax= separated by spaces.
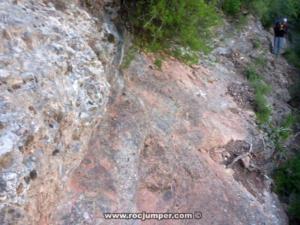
xmin=0 ymin=1 xmax=291 ymax=225
xmin=0 ymin=0 xmax=118 ymax=224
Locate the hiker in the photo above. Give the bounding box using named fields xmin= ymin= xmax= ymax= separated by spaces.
xmin=273 ymin=18 xmax=288 ymax=56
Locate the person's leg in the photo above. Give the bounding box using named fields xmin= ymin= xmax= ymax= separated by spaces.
xmin=278 ymin=37 xmax=285 ymax=54
xmin=273 ymin=37 xmax=276 ymax=54
xmin=274 ymin=37 xmax=279 ymax=56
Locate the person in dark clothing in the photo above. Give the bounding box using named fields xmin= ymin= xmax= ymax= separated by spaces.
xmin=273 ymin=18 xmax=288 ymax=56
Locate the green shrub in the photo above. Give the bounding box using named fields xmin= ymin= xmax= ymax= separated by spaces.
xmin=245 ymin=66 xmax=259 ymax=81
xmin=122 ymin=0 xmax=219 ymax=59
xmin=248 ymin=0 xmax=271 ymax=25
xmin=269 ymin=113 xmax=296 ymax=152
xmin=245 ymin=66 xmax=272 ymax=124
xmin=252 ymin=80 xmax=271 ymax=95
xmin=273 ymin=155 xmax=300 ymax=220
xmin=254 ymin=93 xmax=272 ymax=124
xmin=222 ymin=0 xmax=241 ymax=16
xmin=154 ymin=58 xmax=163 ymax=70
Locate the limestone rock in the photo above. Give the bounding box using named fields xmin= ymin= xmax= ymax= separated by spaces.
xmin=51 ymin=54 xmax=287 ymax=225
xmin=0 ymin=0 xmax=117 ymax=223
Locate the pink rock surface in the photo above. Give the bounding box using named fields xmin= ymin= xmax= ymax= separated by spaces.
xmin=52 ymin=54 xmax=287 ymax=225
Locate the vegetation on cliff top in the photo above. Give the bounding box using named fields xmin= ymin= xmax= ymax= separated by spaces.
xmin=121 ymin=0 xmax=220 ymax=63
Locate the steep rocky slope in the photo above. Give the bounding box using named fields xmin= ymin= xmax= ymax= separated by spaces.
xmin=0 ymin=1 xmax=293 ymax=224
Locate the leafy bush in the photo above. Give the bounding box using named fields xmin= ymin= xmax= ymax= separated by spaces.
xmin=222 ymin=0 xmax=241 ymax=16
xmin=247 ymin=0 xmax=270 ymax=25
xmin=121 ymin=0 xmax=220 ymax=59
xmin=273 ymin=155 xmax=300 ymax=220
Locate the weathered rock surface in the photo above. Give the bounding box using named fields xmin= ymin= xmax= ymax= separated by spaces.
xmin=0 ymin=0 xmax=117 ymax=224
xmin=0 ymin=1 xmax=289 ymax=225
xmin=50 ymin=50 xmax=288 ymax=224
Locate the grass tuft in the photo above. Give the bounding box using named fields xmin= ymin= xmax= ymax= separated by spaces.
xmin=245 ymin=66 xmax=272 ymax=124
xmin=121 ymin=47 xmax=138 ymax=69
